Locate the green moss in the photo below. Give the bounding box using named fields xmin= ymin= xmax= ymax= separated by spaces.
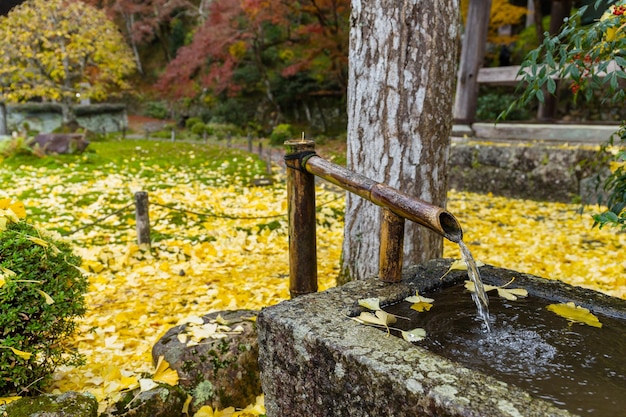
xmin=0 ymin=393 xmax=97 ymax=417
xmin=192 ymin=380 xmax=215 ymax=407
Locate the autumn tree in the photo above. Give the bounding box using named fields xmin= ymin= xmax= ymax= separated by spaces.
xmin=81 ymin=0 xmax=195 ymax=74
xmin=156 ymin=0 xmax=349 ymax=128
xmin=0 ymin=0 xmax=136 ymax=125
xmin=340 ymin=0 xmax=460 ymax=282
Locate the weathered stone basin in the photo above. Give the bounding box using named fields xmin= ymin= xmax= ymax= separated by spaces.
xmin=257 ymin=258 xmax=626 ymax=417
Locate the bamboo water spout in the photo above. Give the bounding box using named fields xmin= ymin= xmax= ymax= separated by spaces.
xmin=285 ymin=139 xmax=463 ymax=296
xmin=303 ymin=155 xmax=463 ymax=243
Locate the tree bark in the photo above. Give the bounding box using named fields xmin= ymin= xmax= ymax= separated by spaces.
xmin=0 ymin=102 xmax=7 ymax=135
xmin=340 ymin=0 xmax=459 ymax=283
xmin=537 ymin=0 xmax=572 ymax=121
xmin=453 ymin=0 xmax=491 ymax=124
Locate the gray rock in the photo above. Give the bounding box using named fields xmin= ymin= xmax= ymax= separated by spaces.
xmin=0 ymin=391 xmax=97 ymax=417
xmin=448 ymin=142 xmax=603 ymax=202
xmin=151 ymin=310 xmax=261 ymax=413
xmin=30 ymin=133 xmax=89 ymax=155
xmin=101 ymin=383 xmax=187 ymax=417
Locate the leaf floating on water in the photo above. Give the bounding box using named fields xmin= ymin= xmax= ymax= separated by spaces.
xmin=410 ymin=302 xmax=433 ymax=312
xmin=465 ymin=278 xmax=528 ymax=301
xmin=439 ymin=259 xmax=485 ymax=280
xmin=546 ymin=302 xmax=602 ymax=328
xmin=358 ymin=297 xmax=381 ymax=311
xmin=496 ymin=287 xmax=528 ymax=301
xmin=401 ymin=328 xmax=426 ymax=342
xmin=404 ymin=291 xmax=434 ymax=304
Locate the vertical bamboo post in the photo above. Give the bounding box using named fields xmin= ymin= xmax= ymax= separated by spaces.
xmin=134 ymin=191 xmax=151 ymax=246
xmin=285 ymin=139 xmax=317 ymax=297
xmin=379 ymin=208 xmax=405 ymax=283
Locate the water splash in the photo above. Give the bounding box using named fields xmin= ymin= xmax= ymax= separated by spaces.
xmin=459 ymin=240 xmax=491 ymax=332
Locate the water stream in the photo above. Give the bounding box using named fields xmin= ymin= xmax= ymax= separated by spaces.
xmin=458 ymin=240 xmax=491 ymax=332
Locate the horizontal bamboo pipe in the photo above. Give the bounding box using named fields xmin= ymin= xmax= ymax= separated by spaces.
xmin=303 ymin=155 xmax=463 ymax=243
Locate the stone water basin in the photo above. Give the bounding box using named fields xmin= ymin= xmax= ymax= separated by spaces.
xmin=257 ymin=258 xmax=626 ymax=417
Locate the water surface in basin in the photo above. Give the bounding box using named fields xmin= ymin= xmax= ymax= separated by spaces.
xmin=386 ymin=284 xmax=626 ymax=416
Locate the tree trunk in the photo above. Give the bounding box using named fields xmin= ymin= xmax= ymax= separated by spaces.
xmin=340 ymin=0 xmax=459 ymax=283
xmin=537 ymin=0 xmax=572 ymax=121
xmin=453 ymin=0 xmax=491 ymax=123
xmin=0 ymin=102 xmax=7 ymax=135
xmin=532 ymin=0 xmax=545 ymax=45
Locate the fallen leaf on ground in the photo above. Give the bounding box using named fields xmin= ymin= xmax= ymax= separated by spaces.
xmin=358 ymin=297 xmax=381 ymax=311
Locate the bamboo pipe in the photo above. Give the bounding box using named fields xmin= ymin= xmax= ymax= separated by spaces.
xmin=303 ymin=155 xmax=463 ymax=243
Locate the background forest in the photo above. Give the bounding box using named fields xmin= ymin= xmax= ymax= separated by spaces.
xmin=1 ymin=0 xmax=545 ymax=136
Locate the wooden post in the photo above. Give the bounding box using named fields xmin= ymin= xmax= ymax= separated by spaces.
xmin=134 ymin=191 xmax=151 ymax=246
xmin=285 ymin=139 xmax=317 ymax=297
xmin=379 ymin=208 xmax=405 ymax=283
xmin=171 ymin=128 xmax=175 ymax=142
xmin=248 ymin=133 xmax=253 ymax=153
xmin=453 ymin=0 xmax=492 ymax=123
xmin=0 ymin=102 xmax=6 ymax=136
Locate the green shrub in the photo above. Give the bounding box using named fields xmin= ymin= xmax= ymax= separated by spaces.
xmin=185 ymin=117 xmax=203 ymax=129
xmin=191 ymin=122 xmax=210 ymax=137
xmin=476 ymin=88 xmax=534 ymax=121
xmin=0 ymin=136 xmax=43 ymax=159
xmin=209 ymin=123 xmax=240 ymax=140
xmin=0 ymin=203 xmax=88 ymax=396
xmin=144 ymin=101 xmax=169 ymax=120
xmin=269 ymin=124 xmax=294 ymax=146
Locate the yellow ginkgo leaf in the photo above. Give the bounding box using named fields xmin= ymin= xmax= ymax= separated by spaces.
xmin=36 ymin=289 xmax=55 ymax=305
xmin=546 ymin=302 xmax=603 ymax=328
xmin=0 ymin=266 xmax=16 ymax=278
xmin=182 ymin=395 xmax=193 ymax=415
xmin=352 ymin=310 xmax=398 ymax=336
xmin=410 ymin=302 xmax=433 ymax=312
xmin=496 ymin=287 xmax=528 ymax=301
xmin=139 ymin=378 xmax=158 ymax=393
xmin=465 ymin=278 xmax=528 ymax=301
xmin=401 ymin=328 xmax=426 ymax=342
xmin=9 ymin=347 xmax=33 ymax=360
xmin=153 ymin=356 xmax=179 ymax=386
xmin=27 ymin=236 xmax=49 ymax=248
xmin=404 ymin=291 xmax=434 ymax=304
xmin=193 ymin=406 xmax=216 ymax=417
xmin=0 ymin=396 xmax=21 ymax=406
xmin=358 ymin=297 xmax=381 ymax=311
xmin=439 ymin=259 xmax=485 ymax=280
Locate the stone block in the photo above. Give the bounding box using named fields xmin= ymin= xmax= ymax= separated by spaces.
xmin=258 ymin=259 xmax=625 ymax=417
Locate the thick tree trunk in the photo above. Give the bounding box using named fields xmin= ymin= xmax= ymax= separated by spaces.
xmin=453 ymin=0 xmax=491 ymax=123
xmin=340 ymin=0 xmax=459 ymax=283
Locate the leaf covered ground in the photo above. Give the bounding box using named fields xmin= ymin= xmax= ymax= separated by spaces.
xmin=1 ymin=139 xmax=624 ymax=414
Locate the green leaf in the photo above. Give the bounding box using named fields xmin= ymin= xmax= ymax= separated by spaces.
xmin=535 ymin=88 xmax=545 ymax=103
xmin=547 ymin=77 xmax=557 ymax=94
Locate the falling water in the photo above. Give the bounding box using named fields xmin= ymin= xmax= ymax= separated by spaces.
xmin=458 ymin=240 xmax=491 ymax=332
